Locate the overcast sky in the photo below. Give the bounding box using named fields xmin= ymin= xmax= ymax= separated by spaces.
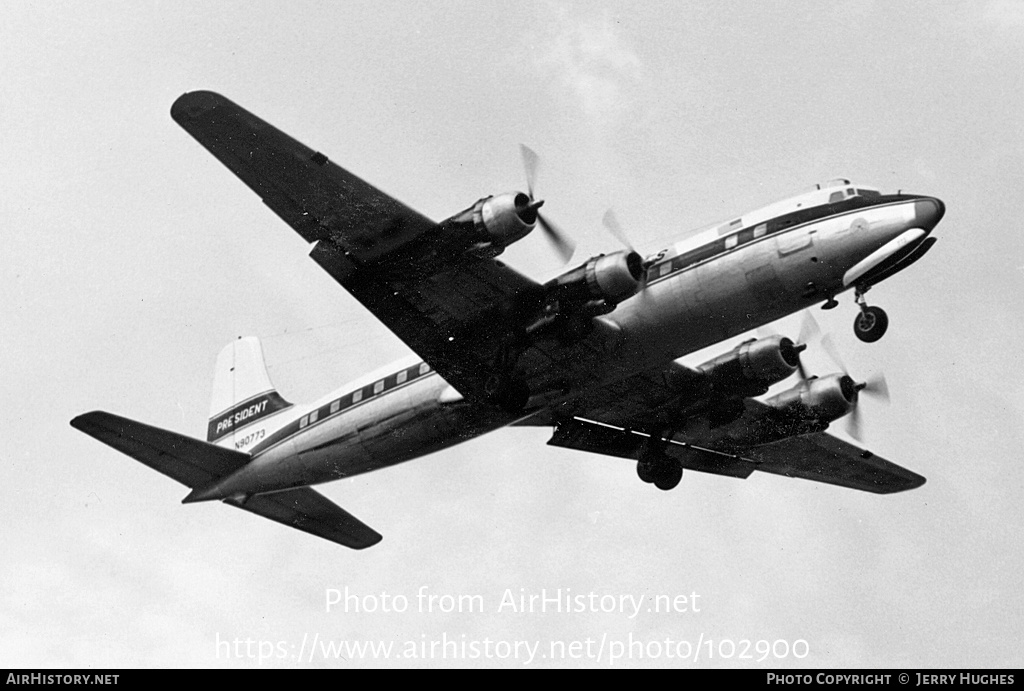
xmin=3 ymin=0 xmax=1023 ymax=668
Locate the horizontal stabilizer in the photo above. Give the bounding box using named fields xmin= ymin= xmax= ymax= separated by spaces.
xmin=71 ymin=411 xmax=250 ymax=488
xmin=225 ymin=488 xmax=382 ymax=550
xmin=71 ymin=411 xmax=383 ymax=549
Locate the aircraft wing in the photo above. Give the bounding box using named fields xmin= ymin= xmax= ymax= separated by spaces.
xmin=548 ymin=418 xmax=756 ymax=480
xmin=517 ymin=360 xmax=705 ymax=430
xmin=71 ymin=411 xmax=382 ymax=549
xmin=527 ymin=365 xmax=925 ymax=494
xmin=547 ymin=417 xmax=923 ymax=494
xmin=171 ymin=90 xmax=437 ymax=261
xmin=172 ymin=91 xmax=545 ymax=402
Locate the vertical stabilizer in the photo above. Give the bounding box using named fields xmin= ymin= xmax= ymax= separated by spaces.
xmin=207 ymin=337 xmax=292 ymax=446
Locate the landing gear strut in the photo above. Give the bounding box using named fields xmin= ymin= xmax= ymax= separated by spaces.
xmin=853 ymin=287 xmax=888 ymax=343
xmin=636 ymin=438 xmax=683 ymax=491
xmin=485 ymin=331 xmax=531 ymax=414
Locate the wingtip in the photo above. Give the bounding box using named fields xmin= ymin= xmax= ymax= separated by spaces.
xmin=353 ymin=532 xmax=384 ymax=550
xmin=170 ymin=90 xmax=228 ymax=123
xmin=70 ymin=410 xmax=102 ymax=430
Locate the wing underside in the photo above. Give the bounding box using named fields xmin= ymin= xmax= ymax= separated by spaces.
xmin=172 ymin=90 xmax=551 ymax=404
xmin=171 ymin=90 xmax=437 ymax=261
xmin=526 ymin=354 xmax=925 ymax=494
xmin=71 ymin=411 xmax=382 ymax=549
xmin=548 ymin=417 xmax=924 ymax=494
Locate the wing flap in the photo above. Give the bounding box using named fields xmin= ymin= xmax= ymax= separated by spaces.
xmin=224 ymin=489 xmax=382 ymax=550
xmin=71 ymin=410 xmax=250 ymax=488
xmin=548 ymin=419 xmax=755 ymax=480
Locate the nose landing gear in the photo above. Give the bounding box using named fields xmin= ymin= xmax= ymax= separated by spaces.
xmin=853 ymin=287 xmax=888 ymax=343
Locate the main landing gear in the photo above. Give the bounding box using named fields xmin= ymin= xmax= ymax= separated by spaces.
xmin=636 ymin=439 xmax=683 ymax=491
xmin=852 ymin=287 xmax=888 ymax=343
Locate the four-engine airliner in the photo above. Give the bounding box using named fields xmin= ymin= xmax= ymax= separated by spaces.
xmin=71 ymin=91 xmax=946 ymax=549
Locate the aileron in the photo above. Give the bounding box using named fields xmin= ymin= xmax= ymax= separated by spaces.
xmin=171 ymin=90 xmax=437 ymax=260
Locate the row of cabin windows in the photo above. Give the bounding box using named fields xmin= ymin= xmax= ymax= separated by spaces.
xmin=298 ymin=362 xmax=432 ymax=429
xmin=652 ymin=194 xmax=892 ymax=279
xmin=715 ymin=189 xmax=883 ymax=240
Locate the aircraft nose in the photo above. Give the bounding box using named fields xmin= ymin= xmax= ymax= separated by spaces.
xmin=914 ymin=197 xmax=945 ymax=231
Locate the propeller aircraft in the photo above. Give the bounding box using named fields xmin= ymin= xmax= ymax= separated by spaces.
xmin=71 ymin=91 xmax=946 ymax=549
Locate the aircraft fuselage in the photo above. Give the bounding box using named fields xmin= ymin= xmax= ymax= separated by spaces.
xmin=193 ymin=182 xmax=945 ymax=501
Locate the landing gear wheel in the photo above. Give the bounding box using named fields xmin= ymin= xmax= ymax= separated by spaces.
xmin=653 ymin=461 xmax=683 ymax=491
xmin=637 ymin=459 xmax=656 ymax=484
xmin=485 ymin=375 xmax=530 ymax=414
xmin=854 ymin=306 xmax=889 ymax=343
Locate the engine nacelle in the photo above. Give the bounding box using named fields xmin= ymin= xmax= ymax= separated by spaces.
xmin=677 ymin=373 xmax=857 ymax=449
xmin=765 ymin=373 xmax=857 ymax=424
xmin=432 ymin=192 xmax=542 ymax=259
xmin=698 ymin=335 xmax=803 ymax=396
xmin=546 ymin=250 xmax=645 ymax=307
xmin=473 ymin=192 xmax=539 ymax=248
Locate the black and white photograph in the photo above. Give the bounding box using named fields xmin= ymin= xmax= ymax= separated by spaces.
xmin=3 ymin=0 xmax=1022 ymax=670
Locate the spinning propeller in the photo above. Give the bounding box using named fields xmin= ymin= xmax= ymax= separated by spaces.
xmin=519 ymin=145 xmax=576 ymax=263
xmin=762 ymin=310 xmax=889 ymax=441
xmin=818 ymin=332 xmax=890 ymax=442
xmin=602 ymin=209 xmax=638 ymax=255
xmin=602 ymin=209 xmax=657 ymax=299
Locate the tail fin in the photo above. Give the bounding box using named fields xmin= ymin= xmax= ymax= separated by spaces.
xmin=207 ymin=337 xmax=292 ymax=445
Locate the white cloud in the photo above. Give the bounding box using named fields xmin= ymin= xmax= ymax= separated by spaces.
xmin=534 ymin=8 xmax=643 ymax=127
xmin=982 ymin=0 xmax=1024 ymax=29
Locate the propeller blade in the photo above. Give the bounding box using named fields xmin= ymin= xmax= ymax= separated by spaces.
xmin=602 ymin=209 xmax=635 ymax=253
xmin=845 ymin=403 xmax=863 ymax=442
xmin=799 ymin=310 xmax=821 ymax=347
xmin=538 ymin=213 xmax=576 ymax=263
xmin=861 ymin=373 xmax=890 ymax=403
xmin=520 ymin=144 xmax=540 ymax=200
xmin=795 ymin=357 xmax=812 ymax=391
xmin=820 ymin=333 xmax=847 ymax=374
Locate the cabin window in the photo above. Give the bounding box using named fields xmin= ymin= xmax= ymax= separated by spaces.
xmin=330 ymin=401 xmax=340 ymax=414
xmin=309 ymin=410 xmax=318 ymax=423
xmin=658 ymin=262 xmax=671 ymax=277
xmin=299 ymin=415 xmax=308 ymax=428
xmin=717 ymin=218 xmax=742 ymax=236
xmin=754 ymin=223 xmax=767 ymax=238
xmin=725 ymin=235 xmax=738 ymax=249
xmin=397 ymin=371 xmax=407 ymax=384
xmin=374 ymin=380 xmax=384 ymax=394
xmin=419 ymin=363 xmax=430 ymax=375
xmin=353 ymin=390 xmax=363 ymax=403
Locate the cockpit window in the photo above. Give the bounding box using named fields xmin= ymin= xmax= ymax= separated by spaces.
xmin=857 ymin=189 xmax=880 ymax=198
xmin=846 ymin=188 xmax=855 ymax=196
xmin=829 ymin=191 xmax=845 ymax=203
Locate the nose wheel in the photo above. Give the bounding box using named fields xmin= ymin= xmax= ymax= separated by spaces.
xmin=853 ymin=288 xmax=889 ymax=343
